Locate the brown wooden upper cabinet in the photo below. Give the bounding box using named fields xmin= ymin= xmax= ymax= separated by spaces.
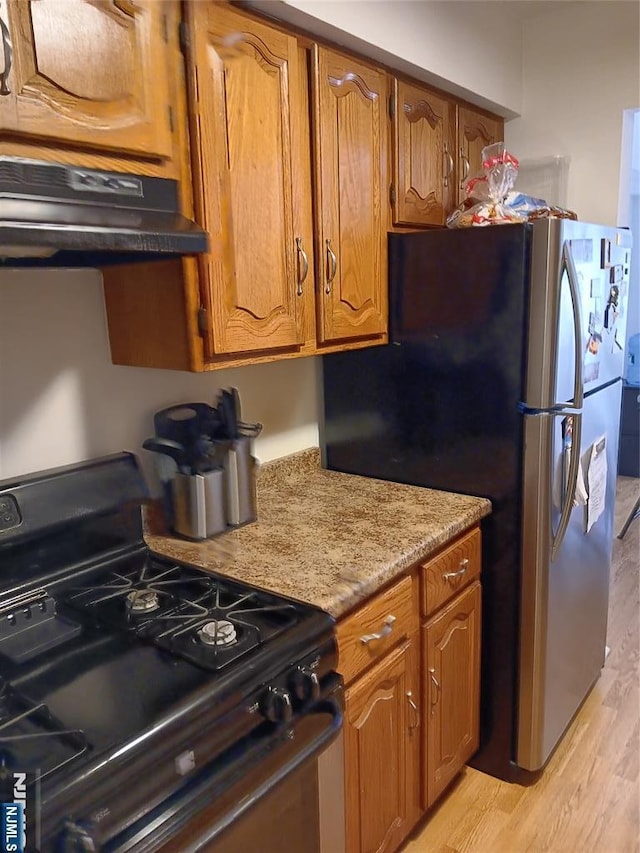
xmin=311 ymin=46 xmax=388 ymax=344
xmin=391 ymin=79 xmax=455 ymax=227
xmin=392 ymin=82 xmax=504 ymax=227
xmin=456 ymin=106 xmax=503 ymax=204
xmin=188 ymin=3 xmax=315 ymax=356
xmin=1 ymin=0 xmax=173 ymax=159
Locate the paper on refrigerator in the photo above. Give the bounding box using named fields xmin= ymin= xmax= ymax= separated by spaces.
xmin=586 ymin=436 xmax=607 ymax=532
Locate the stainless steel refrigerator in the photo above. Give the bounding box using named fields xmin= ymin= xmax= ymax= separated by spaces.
xmin=320 ymin=219 xmax=632 ymax=782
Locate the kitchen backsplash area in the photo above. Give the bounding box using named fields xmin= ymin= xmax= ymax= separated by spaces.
xmin=0 ymin=268 xmax=319 ymax=484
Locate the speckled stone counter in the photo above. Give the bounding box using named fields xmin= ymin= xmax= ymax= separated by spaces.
xmin=145 ymin=449 xmax=491 ymax=619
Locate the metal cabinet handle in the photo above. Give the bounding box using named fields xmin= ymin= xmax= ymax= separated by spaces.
xmin=459 ymin=149 xmax=470 ymax=189
xmin=360 ymin=614 xmax=396 ymax=645
xmin=429 ymin=667 xmax=440 ymax=716
xmin=0 ymin=14 xmax=12 ymax=96
xmin=406 ymin=690 xmax=420 ymax=731
xmin=443 ymin=557 xmax=469 ymax=581
xmin=443 ymin=144 xmax=454 ymax=189
xmin=325 ymin=238 xmax=337 ymax=294
xmin=295 ymin=237 xmax=308 ymax=296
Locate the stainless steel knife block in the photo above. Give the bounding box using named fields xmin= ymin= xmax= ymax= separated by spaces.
xmin=171 ymin=469 xmax=226 ymax=540
xmin=224 ymin=437 xmax=257 ymax=527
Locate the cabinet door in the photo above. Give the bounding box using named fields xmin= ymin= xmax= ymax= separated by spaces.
xmin=424 ymin=581 xmax=481 ymax=809
xmin=312 ymin=46 xmax=388 ymax=344
xmin=4 ymin=0 xmax=172 ymax=158
xmin=191 ymin=4 xmax=312 ymax=356
xmin=456 ymin=106 xmax=503 ymax=203
xmin=392 ymin=79 xmax=455 ymax=226
xmin=344 ymin=637 xmax=420 ymax=853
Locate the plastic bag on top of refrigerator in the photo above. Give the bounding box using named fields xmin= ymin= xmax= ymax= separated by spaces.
xmin=446 ymin=142 xmax=577 ymax=227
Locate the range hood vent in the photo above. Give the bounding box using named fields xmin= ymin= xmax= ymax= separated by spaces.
xmin=0 ymin=156 xmax=208 ymax=267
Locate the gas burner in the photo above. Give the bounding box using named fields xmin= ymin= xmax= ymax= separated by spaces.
xmin=198 ymin=620 xmax=237 ymax=647
xmin=127 ymin=589 xmax=160 ymax=613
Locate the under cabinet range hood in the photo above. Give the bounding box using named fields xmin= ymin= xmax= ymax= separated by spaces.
xmin=0 ymin=156 xmax=208 ymax=267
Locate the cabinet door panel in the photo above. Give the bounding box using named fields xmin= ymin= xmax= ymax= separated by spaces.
xmin=344 ymin=638 xmax=419 ymax=853
xmin=192 ymin=5 xmax=310 ymax=355
xmin=393 ymin=80 xmax=454 ymax=226
xmin=7 ymin=0 xmax=172 ymax=157
xmin=424 ymin=581 xmax=481 ymax=808
xmin=456 ymin=106 xmax=503 ymax=203
xmin=313 ymin=46 xmax=388 ymax=344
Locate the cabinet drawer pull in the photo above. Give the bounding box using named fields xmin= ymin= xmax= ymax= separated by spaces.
xmin=360 ymin=614 xmax=396 ymax=645
xmin=406 ymin=690 xmax=420 ymax=730
xmin=443 ymin=558 xmax=469 ymax=581
xmin=325 ymin=238 xmax=337 ymax=294
xmin=295 ymin=237 xmax=308 ymax=296
xmin=0 ymin=15 xmax=12 ymax=96
xmin=429 ymin=667 xmax=440 ymax=715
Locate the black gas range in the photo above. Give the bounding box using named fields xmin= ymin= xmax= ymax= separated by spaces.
xmin=0 ymin=453 xmax=342 ymax=852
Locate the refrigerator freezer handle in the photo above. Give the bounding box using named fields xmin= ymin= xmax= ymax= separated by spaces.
xmin=551 ymin=411 xmax=582 ymax=561
xmin=561 ymin=241 xmax=584 ymax=409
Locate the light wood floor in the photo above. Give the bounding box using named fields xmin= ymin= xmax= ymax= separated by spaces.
xmin=403 ymin=476 xmax=640 ymax=853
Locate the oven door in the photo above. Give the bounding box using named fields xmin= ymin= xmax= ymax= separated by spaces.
xmin=109 ymin=675 xmax=344 ymax=853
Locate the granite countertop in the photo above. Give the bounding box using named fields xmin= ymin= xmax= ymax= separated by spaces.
xmin=145 ymin=449 xmax=491 ymax=619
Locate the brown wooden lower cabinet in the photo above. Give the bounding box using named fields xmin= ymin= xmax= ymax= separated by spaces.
xmin=423 ymin=580 xmax=482 ymax=809
xmin=344 ymin=635 xmax=421 ymax=853
xmin=338 ymin=526 xmax=483 ymax=853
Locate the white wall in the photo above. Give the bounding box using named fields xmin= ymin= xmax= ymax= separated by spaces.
xmin=0 ymin=270 xmax=319 ymax=481
xmin=505 ymin=1 xmax=640 ymax=227
xmin=255 ymin=0 xmax=525 ymax=115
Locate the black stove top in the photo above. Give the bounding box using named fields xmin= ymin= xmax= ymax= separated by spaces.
xmin=0 ymin=453 xmax=337 ymax=851
xmin=62 ymin=556 xmax=300 ymax=672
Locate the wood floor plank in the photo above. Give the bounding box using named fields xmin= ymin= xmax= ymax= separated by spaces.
xmin=402 ymin=476 xmax=640 ymax=853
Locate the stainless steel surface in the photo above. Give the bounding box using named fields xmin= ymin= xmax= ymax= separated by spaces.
xmin=524 ymin=219 xmax=561 ymax=409
xmin=224 ymin=437 xmax=257 ymax=528
xmin=459 ymin=149 xmax=470 ymax=188
xmin=518 ymin=381 xmax=622 ymax=769
xmin=318 ymin=730 xmax=345 ymax=853
xmin=359 ymin=614 xmax=396 ymax=644
xmin=0 ymin=155 xmax=208 ymax=264
xmin=296 ymin=236 xmax=308 ymax=295
xmin=406 ymin=691 xmax=420 ymax=730
xmin=561 ymin=240 xmax=585 ymax=409
xmin=172 ymin=469 xmax=226 ymax=540
xmin=443 ymin=145 xmax=454 ymax=188
xmin=429 ymin=668 xmax=440 ymax=716
xmin=0 ymin=12 xmax=11 ymax=96
xmin=443 ymin=558 xmax=469 ymax=580
xmin=551 ymin=410 xmax=582 ymax=560
xmin=518 ymin=220 xmax=632 ymax=770
xmin=325 ymin=238 xmax=337 ymax=294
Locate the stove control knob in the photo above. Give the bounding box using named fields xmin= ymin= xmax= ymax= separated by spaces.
xmin=291 ymin=666 xmax=320 ymax=703
xmin=58 ymin=819 xmax=97 ymax=851
xmin=260 ymin=686 xmax=293 ymax=724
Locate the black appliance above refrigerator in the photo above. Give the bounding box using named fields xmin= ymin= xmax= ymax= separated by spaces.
xmin=320 ymin=219 xmax=632 ymax=782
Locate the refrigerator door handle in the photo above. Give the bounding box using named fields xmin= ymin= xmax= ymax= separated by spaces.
xmin=561 ymin=241 xmax=584 ymax=410
xmin=551 ymin=410 xmax=582 ymax=560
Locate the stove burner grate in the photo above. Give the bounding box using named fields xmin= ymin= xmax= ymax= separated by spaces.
xmin=0 ymin=683 xmax=89 ymax=782
xmin=63 ymin=558 xmax=301 ymax=671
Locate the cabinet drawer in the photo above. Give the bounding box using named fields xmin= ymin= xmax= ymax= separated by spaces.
xmin=337 ymin=574 xmax=418 ymax=685
xmin=421 ymin=526 xmax=481 ymax=618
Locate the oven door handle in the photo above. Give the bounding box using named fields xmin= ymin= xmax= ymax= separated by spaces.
xmin=112 ymin=682 xmax=343 ymax=852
